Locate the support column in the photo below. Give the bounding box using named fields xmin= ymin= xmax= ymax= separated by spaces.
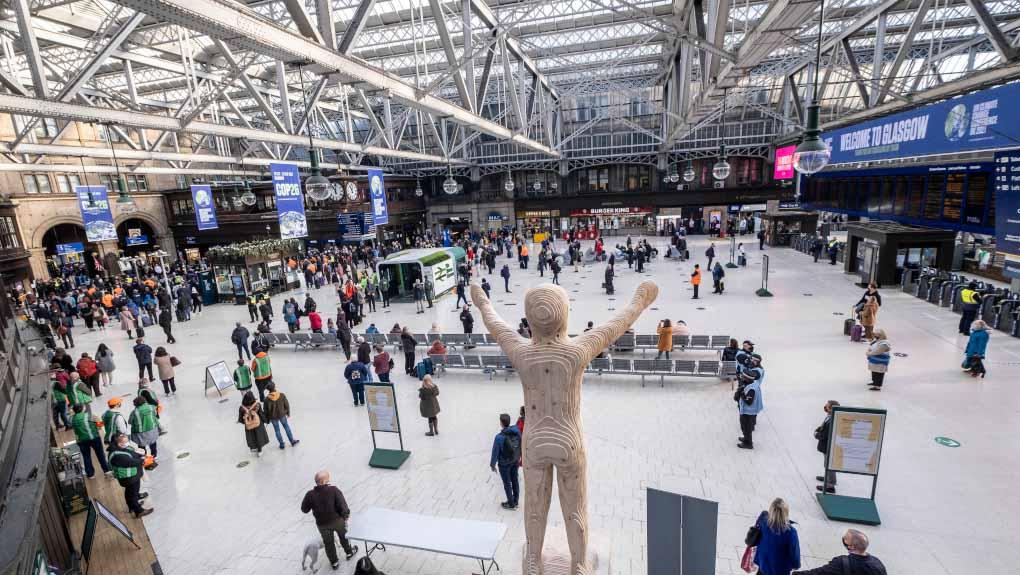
xmin=28 ymin=247 xmax=49 ymax=281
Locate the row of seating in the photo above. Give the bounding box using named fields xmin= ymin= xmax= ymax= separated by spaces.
xmin=431 ymin=353 xmax=737 ymax=386
xmin=351 ymin=332 xmax=731 ymax=353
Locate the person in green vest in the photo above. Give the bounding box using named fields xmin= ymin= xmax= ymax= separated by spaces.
xmin=70 ymin=403 xmax=111 ymax=478
xmin=108 ymin=433 xmax=153 ymax=518
xmin=66 ymin=372 xmax=94 ymax=415
xmin=129 ymin=396 xmax=160 ymax=461
xmin=250 ymin=351 xmax=273 ymax=402
xmin=51 ymin=377 xmax=71 ymax=429
xmin=101 ymin=397 xmax=130 ymax=450
xmin=234 ymin=359 xmax=253 ymax=393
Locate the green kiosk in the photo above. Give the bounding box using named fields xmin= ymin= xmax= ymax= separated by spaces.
xmin=377 ymin=247 xmax=466 ymax=302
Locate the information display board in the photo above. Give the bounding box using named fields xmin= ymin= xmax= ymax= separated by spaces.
xmin=994 ymin=150 xmax=1020 ymax=278
xmin=204 ymin=361 xmax=235 ymax=397
xmin=827 ymin=408 xmax=886 ymax=475
xmin=366 ymin=384 xmax=399 ymax=432
xmin=81 ymin=499 xmax=138 ymax=567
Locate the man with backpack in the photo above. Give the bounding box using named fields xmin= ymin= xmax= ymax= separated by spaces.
xmin=489 ymin=413 xmax=522 ymax=510
xmin=344 ymin=358 xmax=369 ymax=407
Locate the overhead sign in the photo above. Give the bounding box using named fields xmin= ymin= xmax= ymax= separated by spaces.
xmin=569 ymin=207 xmax=653 ymax=216
xmin=826 ymin=83 xmax=1014 ymax=164
xmin=270 ymin=163 xmax=308 ymax=239
xmin=74 ymin=185 xmax=117 ymax=242
xmin=337 ymin=212 xmax=377 ymax=243
xmin=125 ymin=234 xmax=148 ymax=246
xmin=994 ymin=151 xmax=1020 ymax=258
xmin=367 ymin=169 xmax=389 ymax=226
xmin=56 ymin=242 xmax=84 ymax=256
xmin=191 ymin=184 xmax=219 ymax=230
xmin=773 ymin=145 xmax=796 ymax=180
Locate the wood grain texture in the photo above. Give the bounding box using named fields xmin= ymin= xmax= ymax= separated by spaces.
xmin=471 ymin=280 xmax=658 ymax=575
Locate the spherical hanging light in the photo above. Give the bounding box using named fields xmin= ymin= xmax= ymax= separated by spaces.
xmin=304 ymin=150 xmax=332 ymax=201
xmin=682 ymin=161 xmax=696 ymax=182
xmin=668 ymin=168 xmax=680 ymax=183
xmin=414 ymin=180 xmax=424 ymax=197
xmin=713 ymin=154 xmax=731 ymax=181
xmin=504 ymin=173 xmax=515 ymax=193
xmin=532 ymin=180 xmax=541 ymax=192
xmin=240 ymin=180 xmax=257 ymax=206
xmin=442 ymin=174 xmax=458 ymax=195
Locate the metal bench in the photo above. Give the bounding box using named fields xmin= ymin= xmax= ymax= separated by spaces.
xmin=674 ymin=360 xmax=697 ymax=375
xmin=672 ymin=334 xmax=690 ymax=349
xmin=308 ymin=332 xmax=327 ymax=348
xmin=428 ymin=354 xmax=448 ymax=376
xmin=633 ymin=358 xmax=673 ymax=387
xmin=272 ymin=333 xmax=292 ymax=345
xmin=588 ymin=357 xmax=611 ymax=374
xmin=698 ymin=360 xmax=720 ymax=376
xmin=612 ymin=333 xmax=636 ymax=352
xmin=635 ymin=335 xmax=658 ymax=354
xmin=688 ymin=335 xmax=711 ymax=349
xmin=290 ymin=332 xmax=312 ymax=351
xmin=413 ymin=333 xmax=429 ymax=345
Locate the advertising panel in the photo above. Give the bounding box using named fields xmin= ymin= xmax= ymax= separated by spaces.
xmin=994 ymin=150 xmax=1020 ymax=276
xmin=773 ymin=145 xmax=796 ymax=180
xmin=74 ymin=186 xmax=117 ymax=242
xmin=191 ymin=184 xmax=218 ymax=230
xmin=270 ymin=163 xmax=308 ymax=239
xmin=367 ymin=168 xmax=389 ymax=226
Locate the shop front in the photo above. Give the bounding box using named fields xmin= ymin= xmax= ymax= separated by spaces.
xmin=567 ymin=206 xmax=654 ymax=238
xmin=516 ymin=210 xmax=560 ymax=242
xmin=207 ymin=240 xmax=301 ymax=303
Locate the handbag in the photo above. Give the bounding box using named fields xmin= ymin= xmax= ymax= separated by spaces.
xmin=740 ymin=546 xmax=755 ymax=573
xmin=170 ymin=356 xmax=181 ymax=367
xmin=243 ymin=404 xmax=262 ymax=430
xmin=744 ymin=512 xmax=764 ymax=547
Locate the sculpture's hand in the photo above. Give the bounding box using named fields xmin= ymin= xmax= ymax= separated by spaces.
xmin=633 ymin=280 xmax=659 ymax=308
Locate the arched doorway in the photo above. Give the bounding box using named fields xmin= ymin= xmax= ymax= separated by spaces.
xmin=116 ymin=218 xmax=156 ymax=256
xmin=41 ymin=223 xmax=100 ymax=278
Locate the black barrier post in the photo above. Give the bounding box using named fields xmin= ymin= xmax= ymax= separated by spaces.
xmin=726 ymin=235 xmax=738 ymax=268
xmin=756 ymin=254 xmax=773 ymax=297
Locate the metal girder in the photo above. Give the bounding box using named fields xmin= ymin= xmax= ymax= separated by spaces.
xmin=316 ymin=0 xmax=337 ymax=50
xmin=12 ymin=0 xmax=49 ymax=98
xmin=277 ymin=61 xmax=295 ymax=133
xmin=786 ymin=75 xmax=804 ymax=124
xmin=0 ymin=68 xmax=29 ymax=97
xmin=469 ymin=0 xmax=558 ymax=101
xmin=878 ymin=0 xmax=931 ymax=105
xmin=356 ymin=90 xmax=392 ymax=148
xmin=964 ymin=0 xmax=1019 ymax=62
xmin=109 ymin=0 xmax=558 ymax=157
xmin=338 ymin=0 xmax=377 ymax=54
xmin=429 ymin=0 xmax=475 ymax=112
xmin=212 ymin=40 xmax=288 ymax=134
xmin=785 ymin=0 xmax=901 ymax=78
xmin=707 ymin=0 xmax=731 ymax=82
xmin=841 ymin=38 xmax=870 ymax=105
xmin=500 ymin=38 xmax=526 ymax=132
xmin=282 ymin=0 xmax=326 ymax=44
xmin=476 ymin=47 xmax=497 ymax=107
xmin=0 ymin=93 xmax=470 ymax=165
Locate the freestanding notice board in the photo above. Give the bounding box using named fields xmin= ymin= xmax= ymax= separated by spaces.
xmin=817 ymin=406 xmax=887 ymax=525
xmin=203 ymin=361 xmax=235 ymax=397
xmin=365 ymin=383 xmax=410 ymax=469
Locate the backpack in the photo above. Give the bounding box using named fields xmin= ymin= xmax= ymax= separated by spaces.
xmin=243 ymin=404 xmax=261 ymax=430
xmin=499 ymin=429 xmax=521 ymax=464
xmin=354 ymin=556 xmax=384 ymax=575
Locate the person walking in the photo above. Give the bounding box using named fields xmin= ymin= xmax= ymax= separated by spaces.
xmin=336 ymin=309 xmax=353 ymax=361
xmin=108 ymin=433 xmax=153 ymax=517
xmin=247 ymin=294 xmax=259 ymax=323
xmin=152 ymin=347 xmax=178 ymax=396
xmin=133 ymin=337 xmax=154 ymax=381
xmin=300 ymin=470 xmax=359 ymax=569
xmin=231 ymin=322 xmax=252 ymax=361
xmin=96 ymin=344 xmax=116 ymax=388
xmin=371 ymin=344 xmax=391 ymax=383
xmin=455 ymin=277 xmax=469 ymax=308
xmin=412 ymin=279 xmax=425 ymax=313
xmin=706 ymin=243 xmax=716 ymax=270
xmin=753 ymin=498 xmax=801 ymax=575
xmin=958 ymin=281 xmax=982 ymax=335
xmin=243 ymin=345 xmax=271 ymax=397
xmin=344 ymin=358 xmax=369 ymax=406
xmin=865 ymin=329 xmax=891 ymax=391
xmin=550 ymin=258 xmax=561 ymax=285
xmin=604 ymin=264 xmax=615 ymax=295
xmin=460 ymin=305 xmax=475 ymax=348
xmin=758 ymin=229 xmax=766 ymax=250
xmin=57 ymin=313 xmax=75 ymax=348
xmin=655 ymin=319 xmax=674 ymax=360
xmin=119 ymin=306 xmax=136 ymax=339
xmin=238 ymin=391 xmax=269 ymax=456
xmin=76 ymin=353 xmax=101 ymax=397
xmin=791 ymin=530 xmax=886 ymax=575
xmin=859 ymin=296 xmax=878 ymax=340
xmin=158 ymin=306 xmax=176 ymax=344
xmin=66 ymin=372 xmax=94 ymax=415
xmin=691 ymin=265 xmax=702 ymax=299
xmin=712 ymin=262 xmax=725 ymax=294
xmin=233 ymin=359 xmax=254 ymax=393
xmin=814 ymin=400 xmax=840 ymax=493
xmin=70 ymin=403 xmax=111 ymax=478
xmin=400 ymin=327 xmax=416 ymax=376
xmin=500 ymin=264 xmax=512 ymax=293
xmin=481 ymin=278 xmax=492 ymax=299
xmin=963 ymin=319 xmax=989 ymax=378
xmin=129 ymin=395 xmax=160 ymax=460
xmin=736 ymin=355 xmax=764 ymax=449
xmin=490 ymin=413 xmax=521 ymax=510
xmin=263 ymin=382 xmax=299 ymax=449
xmin=418 ymin=374 xmax=440 ymax=436
xmin=51 ymin=376 xmax=71 ymax=430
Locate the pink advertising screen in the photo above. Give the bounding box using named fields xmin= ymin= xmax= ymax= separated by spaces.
xmin=774 ymin=145 xmax=796 ymax=180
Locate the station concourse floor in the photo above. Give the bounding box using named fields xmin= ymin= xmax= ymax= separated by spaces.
xmin=68 ymin=235 xmax=1020 ymax=575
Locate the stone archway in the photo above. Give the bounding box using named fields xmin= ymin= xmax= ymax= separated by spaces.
xmin=30 ymin=214 xmax=88 ymax=249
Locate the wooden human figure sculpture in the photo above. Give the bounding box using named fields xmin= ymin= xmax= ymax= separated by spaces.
xmin=470 ymin=280 xmax=659 ymax=575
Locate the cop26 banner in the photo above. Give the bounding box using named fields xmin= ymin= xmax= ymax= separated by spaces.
xmin=825 ymin=82 xmax=1018 ymax=165
xmin=190 ymin=184 xmax=218 ymax=230
xmin=74 ymin=185 xmax=117 ymax=242
xmin=270 ymin=163 xmax=308 ymax=239
xmin=367 ymin=168 xmax=388 ymax=226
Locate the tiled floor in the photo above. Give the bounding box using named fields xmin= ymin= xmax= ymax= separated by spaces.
xmin=69 ymin=235 xmax=1020 ymax=575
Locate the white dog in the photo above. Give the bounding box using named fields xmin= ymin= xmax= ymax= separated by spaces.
xmin=302 ymin=538 xmax=324 ymax=572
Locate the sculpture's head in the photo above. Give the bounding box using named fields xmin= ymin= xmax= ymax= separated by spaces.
xmin=524 ymin=284 xmax=569 ymax=340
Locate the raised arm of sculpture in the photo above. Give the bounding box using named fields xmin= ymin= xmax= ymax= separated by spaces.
xmin=574 ymin=280 xmax=658 ymax=364
xmin=470 ymin=283 xmax=527 ymax=359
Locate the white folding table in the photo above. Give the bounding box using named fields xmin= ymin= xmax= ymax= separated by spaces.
xmin=347 ymin=507 xmax=507 ymax=574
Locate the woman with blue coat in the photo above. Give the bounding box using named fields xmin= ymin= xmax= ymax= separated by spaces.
xmin=964 ymin=319 xmax=989 ymax=378
xmin=754 ymin=498 xmax=801 ymax=575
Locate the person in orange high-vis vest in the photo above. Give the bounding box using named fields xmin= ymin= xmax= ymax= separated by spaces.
xmin=691 ymin=265 xmax=702 ymax=299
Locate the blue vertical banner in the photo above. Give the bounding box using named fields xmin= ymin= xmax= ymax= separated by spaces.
xmin=994 ymin=151 xmax=1020 ymax=278
xmin=367 ymin=169 xmax=388 ymax=226
xmin=74 ymin=185 xmax=117 ymax=241
xmin=270 ymin=163 xmax=308 ymax=239
xmin=190 ymin=184 xmax=219 ymax=230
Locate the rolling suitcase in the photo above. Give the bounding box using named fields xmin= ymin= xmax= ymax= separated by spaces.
xmin=850 ymin=323 xmax=863 ymax=342
xmin=843 ymin=318 xmax=854 ymax=336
